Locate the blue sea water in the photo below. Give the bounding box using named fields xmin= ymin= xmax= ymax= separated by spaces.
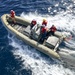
xmin=0 ymin=0 xmax=75 ymax=75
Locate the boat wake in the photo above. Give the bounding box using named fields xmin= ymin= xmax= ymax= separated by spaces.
xmin=64 ymin=40 xmax=75 ymax=50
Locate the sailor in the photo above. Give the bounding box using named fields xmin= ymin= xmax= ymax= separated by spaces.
xmin=42 ymin=19 xmax=47 ymax=26
xmin=47 ymin=25 xmax=57 ymax=36
xmin=10 ymin=10 xmax=16 ymax=23
xmin=31 ymin=19 xmax=37 ymax=29
xmin=40 ymin=25 xmax=47 ymax=42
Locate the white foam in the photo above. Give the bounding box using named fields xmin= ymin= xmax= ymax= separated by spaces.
xmin=8 ymin=34 xmax=75 ymax=75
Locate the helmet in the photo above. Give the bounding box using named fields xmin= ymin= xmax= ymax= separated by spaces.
xmin=43 ymin=19 xmax=46 ymax=22
xmin=52 ymin=25 xmax=54 ymax=26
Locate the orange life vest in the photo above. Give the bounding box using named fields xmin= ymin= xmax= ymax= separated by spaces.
xmin=42 ymin=20 xmax=47 ymax=26
xmin=31 ymin=20 xmax=37 ymax=25
xmin=41 ymin=27 xmax=47 ymax=33
xmin=50 ymin=26 xmax=57 ymax=32
xmin=10 ymin=10 xmax=15 ymax=18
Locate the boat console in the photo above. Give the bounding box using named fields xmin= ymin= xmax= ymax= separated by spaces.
xmin=45 ymin=36 xmax=59 ymax=49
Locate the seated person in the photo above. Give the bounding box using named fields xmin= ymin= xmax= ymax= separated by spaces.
xmin=10 ymin=10 xmax=16 ymax=23
xmin=42 ymin=19 xmax=47 ymax=26
xmin=47 ymin=25 xmax=57 ymax=36
xmin=31 ymin=19 xmax=37 ymax=29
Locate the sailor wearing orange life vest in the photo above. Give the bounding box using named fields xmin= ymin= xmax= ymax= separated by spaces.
xmin=40 ymin=25 xmax=47 ymax=42
xmin=38 ymin=19 xmax=47 ymax=42
xmin=42 ymin=19 xmax=47 ymax=26
xmin=10 ymin=10 xmax=16 ymax=23
xmin=49 ymin=25 xmax=57 ymax=35
xmin=31 ymin=19 xmax=37 ymax=29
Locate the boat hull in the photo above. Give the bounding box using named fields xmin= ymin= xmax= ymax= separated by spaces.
xmin=1 ymin=14 xmax=60 ymax=59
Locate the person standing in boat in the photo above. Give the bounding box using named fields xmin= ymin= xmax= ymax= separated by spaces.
xmin=10 ymin=10 xmax=16 ymax=24
xmin=31 ymin=19 xmax=37 ymax=29
xmin=47 ymin=25 xmax=57 ymax=36
xmin=40 ymin=25 xmax=47 ymax=42
xmin=38 ymin=19 xmax=48 ymax=42
xmin=41 ymin=18 xmax=48 ymax=35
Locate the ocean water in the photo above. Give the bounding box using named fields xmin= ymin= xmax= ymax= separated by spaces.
xmin=0 ymin=0 xmax=75 ymax=75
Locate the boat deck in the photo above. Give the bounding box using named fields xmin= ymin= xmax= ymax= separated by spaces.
xmin=9 ymin=22 xmax=27 ymax=33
